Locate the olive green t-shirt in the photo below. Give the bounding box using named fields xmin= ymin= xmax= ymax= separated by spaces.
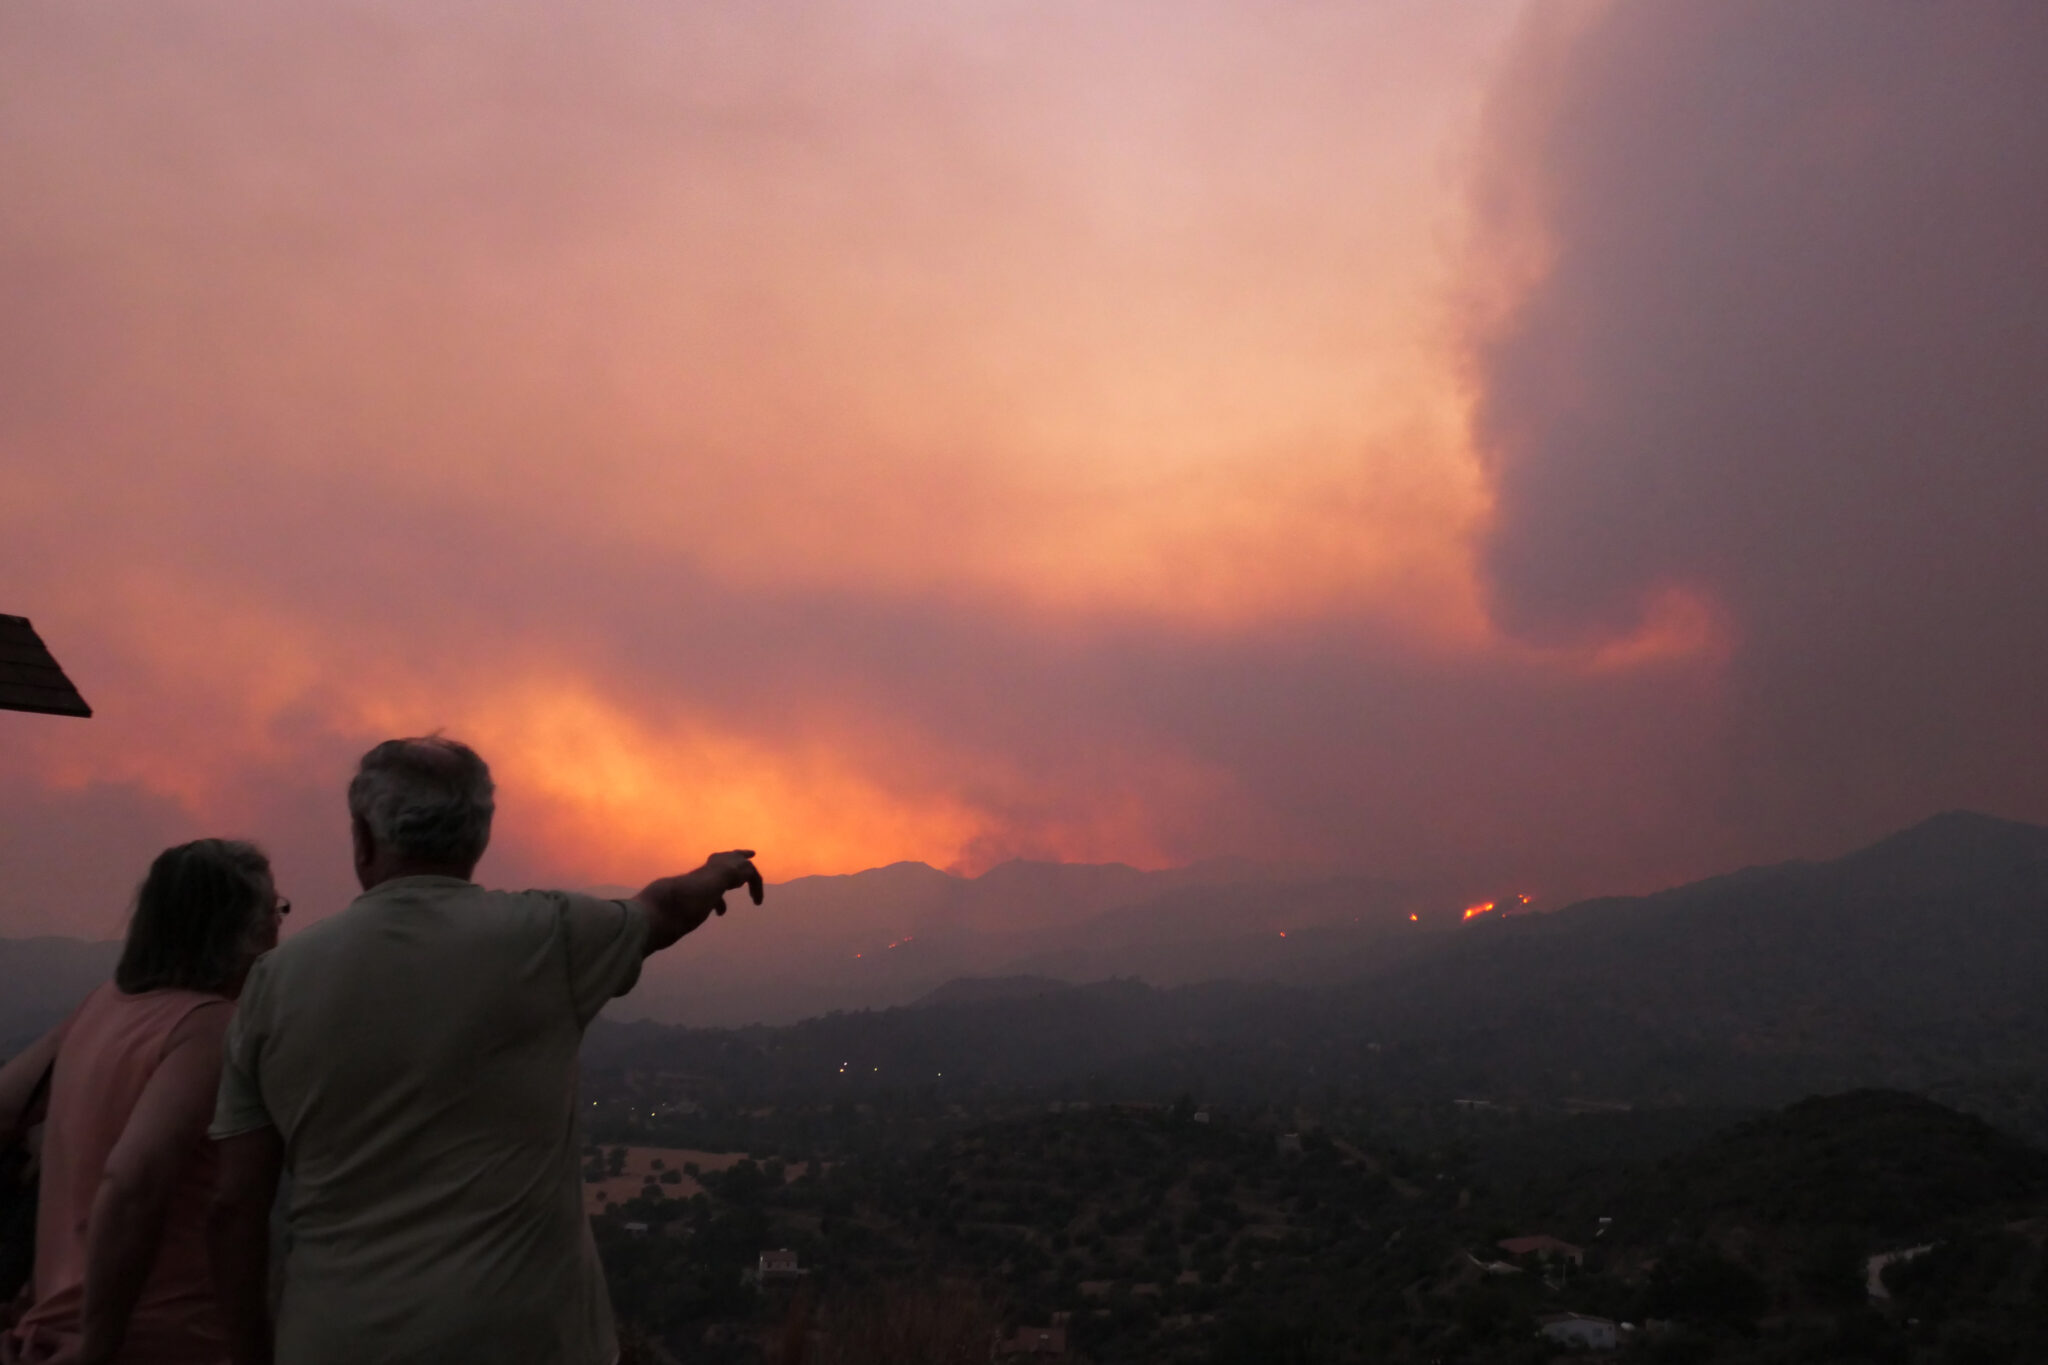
xmin=212 ymin=876 xmax=649 ymax=1365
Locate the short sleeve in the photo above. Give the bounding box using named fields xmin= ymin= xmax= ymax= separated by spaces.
xmin=560 ymin=893 xmax=650 ymax=1026
xmin=210 ymin=961 xmax=275 ymax=1139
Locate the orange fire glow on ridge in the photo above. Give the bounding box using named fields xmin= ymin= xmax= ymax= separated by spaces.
xmin=1461 ymin=901 xmax=1497 ymax=921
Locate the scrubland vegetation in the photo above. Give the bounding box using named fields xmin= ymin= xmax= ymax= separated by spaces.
xmin=586 ymin=1086 xmax=2048 ymax=1363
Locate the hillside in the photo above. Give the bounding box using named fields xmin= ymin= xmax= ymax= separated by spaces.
xmin=617 ymin=859 xmax=1434 ymax=1026
xmin=1631 ymin=1089 xmax=2048 ymax=1239
xmin=583 ymin=1087 xmax=2048 ymax=1363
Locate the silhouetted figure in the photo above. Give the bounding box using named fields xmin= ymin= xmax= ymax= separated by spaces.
xmin=0 ymin=840 xmax=287 ymax=1364
xmin=207 ymin=736 xmax=760 ymax=1365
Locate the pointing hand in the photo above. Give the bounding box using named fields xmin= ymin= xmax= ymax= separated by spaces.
xmin=699 ymin=850 xmax=764 ymax=917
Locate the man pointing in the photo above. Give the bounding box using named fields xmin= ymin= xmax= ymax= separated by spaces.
xmin=208 ymin=736 xmax=761 ymax=1365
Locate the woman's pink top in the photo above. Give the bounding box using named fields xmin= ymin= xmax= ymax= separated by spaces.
xmin=9 ymin=984 xmax=232 ymax=1365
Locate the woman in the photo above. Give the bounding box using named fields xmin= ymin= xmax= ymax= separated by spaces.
xmin=0 ymin=840 xmax=285 ymax=1365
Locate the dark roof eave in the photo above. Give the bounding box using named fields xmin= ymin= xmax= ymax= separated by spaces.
xmin=0 ymin=614 xmax=92 ymax=717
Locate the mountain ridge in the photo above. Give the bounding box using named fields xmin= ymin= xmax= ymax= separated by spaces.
xmin=581 ymin=810 xmax=2048 ymax=1142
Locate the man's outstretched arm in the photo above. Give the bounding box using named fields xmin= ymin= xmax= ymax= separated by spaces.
xmin=633 ymin=850 xmax=764 ymax=954
xmin=209 ymin=1127 xmax=284 ymax=1365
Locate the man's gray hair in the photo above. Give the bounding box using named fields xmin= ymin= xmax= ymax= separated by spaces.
xmin=348 ymin=735 xmax=496 ymax=868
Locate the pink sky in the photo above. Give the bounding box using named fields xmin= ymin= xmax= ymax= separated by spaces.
xmin=5 ymin=1 xmax=2044 ymax=937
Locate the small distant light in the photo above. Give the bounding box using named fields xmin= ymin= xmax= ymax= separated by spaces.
xmin=1409 ymin=913 xmax=1419 ymax=922
xmin=1278 ymin=931 xmax=1287 ymax=938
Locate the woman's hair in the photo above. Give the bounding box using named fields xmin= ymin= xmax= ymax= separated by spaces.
xmin=115 ymin=838 xmax=273 ymax=994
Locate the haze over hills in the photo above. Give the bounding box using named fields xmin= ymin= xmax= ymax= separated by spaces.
xmin=583 ymin=811 xmax=2048 ymax=1142
xmin=606 ymin=808 xmax=2047 ymax=1030
xmin=611 ymin=856 xmax=1437 ymax=1026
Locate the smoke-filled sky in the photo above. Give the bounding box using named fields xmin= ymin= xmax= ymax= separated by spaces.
xmin=5 ymin=1 xmax=2045 ymax=938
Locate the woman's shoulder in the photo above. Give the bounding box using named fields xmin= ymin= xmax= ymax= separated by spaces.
xmin=105 ymin=983 xmax=233 ymax=1010
xmin=74 ymin=984 xmax=232 ymax=1038
xmin=54 ymin=985 xmax=233 ymax=1079
xmin=162 ymin=994 xmax=234 ymax=1054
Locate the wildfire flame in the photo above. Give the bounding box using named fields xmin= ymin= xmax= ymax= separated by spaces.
xmin=1461 ymin=901 xmax=1497 ymax=921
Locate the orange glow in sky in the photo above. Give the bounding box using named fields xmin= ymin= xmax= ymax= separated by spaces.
xmin=0 ymin=1 xmax=1772 ymax=935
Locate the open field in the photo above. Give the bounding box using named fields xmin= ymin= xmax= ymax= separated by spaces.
xmin=584 ymin=1146 xmax=766 ymax=1215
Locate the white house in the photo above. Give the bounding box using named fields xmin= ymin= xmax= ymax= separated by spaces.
xmin=756 ymin=1248 xmax=804 ymax=1283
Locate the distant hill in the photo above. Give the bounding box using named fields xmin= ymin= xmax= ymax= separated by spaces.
xmin=612 ymin=809 xmax=2048 ymax=1029
xmin=616 ymin=855 xmax=1433 ymax=1025
xmin=583 ymin=812 xmax=2048 ymax=1142
xmin=912 ymin=975 xmax=1072 ymax=1008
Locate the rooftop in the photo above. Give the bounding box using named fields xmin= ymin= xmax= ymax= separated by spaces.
xmin=0 ymin=615 xmax=90 ymax=717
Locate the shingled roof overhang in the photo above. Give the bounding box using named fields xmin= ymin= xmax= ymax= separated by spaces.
xmin=0 ymin=614 xmax=92 ymax=717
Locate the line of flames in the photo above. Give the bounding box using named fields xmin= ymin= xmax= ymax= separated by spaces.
xmin=1463 ymin=893 xmax=1533 ymax=921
